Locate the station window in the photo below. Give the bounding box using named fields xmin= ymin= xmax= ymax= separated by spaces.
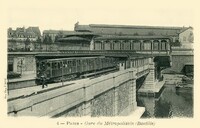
xmin=110 ymin=43 xmax=113 ymax=50
xmin=153 ymin=42 xmax=159 ymax=50
xmin=161 ymin=42 xmax=166 ymax=50
xmin=130 ymin=43 xmax=132 ymax=50
xmin=134 ymin=43 xmax=140 ymax=50
xmin=144 ymin=43 xmax=151 ymax=50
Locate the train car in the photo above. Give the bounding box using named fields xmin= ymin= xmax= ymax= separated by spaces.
xmin=35 ymin=56 xmax=118 ymax=85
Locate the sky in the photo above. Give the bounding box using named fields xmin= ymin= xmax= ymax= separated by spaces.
xmin=2 ymin=0 xmax=197 ymax=32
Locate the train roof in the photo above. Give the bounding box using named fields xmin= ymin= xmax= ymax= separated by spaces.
xmin=40 ymin=56 xmax=106 ymax=62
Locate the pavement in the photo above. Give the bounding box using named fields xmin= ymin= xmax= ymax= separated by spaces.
xmin=163 ymin=74 xmax=184 ymax=84
xmin=8 ymin=73 xmax=36 ymax=82
xmin=8 ymin=78 xmax=89 ymax=100
xmin=138 ymin=80 xmax=165 ymax=93
xmin=154 ymin=81 xmax=165 ymax=92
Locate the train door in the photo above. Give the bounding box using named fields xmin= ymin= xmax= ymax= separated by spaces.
xmin=63 ymin=60 xmax=68 ymax=76
xmin=68 ymin=60 xmax=72 ymax=74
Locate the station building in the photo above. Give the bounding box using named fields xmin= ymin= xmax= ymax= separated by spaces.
xmin=73 ymin=23 xmax=193 ymax=74
xmin=7 ymin=23 xmax=193 ymax=75
xmin=74 ymin=23 xmax=193 ymax=50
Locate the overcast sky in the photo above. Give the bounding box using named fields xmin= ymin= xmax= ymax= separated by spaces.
xmin=3 ymin=0 xmax=197 ymax=32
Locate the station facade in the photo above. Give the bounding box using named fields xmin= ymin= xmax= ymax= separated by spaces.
xmin=7 ymin=23 xmax=193 ymax=75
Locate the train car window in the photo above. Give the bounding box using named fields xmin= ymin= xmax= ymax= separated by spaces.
xmin=54 ymin=62 xmax=58 ymax=69
xmin=62 ymin=62 xmax=65 ymax=68
xmin=47 ymin=62 xmax=50 ymax=67
xmin=71 ymin=60 xmax=73 ymax=66
xmin=78 ymin=60 xmax=81 ymax=65
xmin=63 ymin=61 xmax=66 ymax=67
xmin=52 ymin=63 xmax=55 ymax=69
xmin=86 ymin=59 xmax=88 ymax=65
xmin=60 ymin=62 xmax=63 ymax=68
xmin=53 ymin=62 xmax=56 ymax=69
xmin=73 ymin=60 xmax=76 ymax=66
xmin=68 ymin=61 xmax=71 ymax=65
xmin=58 ymin=62 xmax=60 ymax=69
xmin=70 ymin=60 xmax=72 ymax=66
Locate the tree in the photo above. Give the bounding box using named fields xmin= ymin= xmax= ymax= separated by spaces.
xmin=55 ymin=31 xmax=63 ymax=42
xmin=36 ymin=37 xmax=42 ymax=43
xmin=43 ymin=35 xmax=53 ymax=51
xmin=36 ymin=37 xmax=42 ymax=51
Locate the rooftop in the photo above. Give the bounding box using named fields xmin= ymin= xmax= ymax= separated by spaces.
xmin=58 ymin=36 xmax=91 ymax=42
xmin=43 ymin=30 xmax=95 ymax=36
xmin=75 ymin=23 xmax=191 ymax=36
xmin=88 ymin=24 xmax=185 ymax=30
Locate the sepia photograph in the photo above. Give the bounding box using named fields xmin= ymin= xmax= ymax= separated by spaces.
xmin=0 ymin=0 xmax=199 ymax=127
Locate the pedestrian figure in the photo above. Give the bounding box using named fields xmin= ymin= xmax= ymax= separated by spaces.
xmin=161 ymin=75 xmax=164 ymax=81
xmin=41 ymin=75 xmax=48 ymax=88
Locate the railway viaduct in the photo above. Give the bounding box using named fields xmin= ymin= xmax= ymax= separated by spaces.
xmin=7 ymin=50 xmax=169 ymax=117
xmin=7 ymin=24 xmax=193 ymax=117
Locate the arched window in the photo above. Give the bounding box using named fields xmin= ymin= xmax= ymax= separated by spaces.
xmin=161 ymin=40 xmax=167 ymax=50
xmin=143 ymin=40 xmax=151 ymax=50
xmin=153 ymin=40 xmax=159 ymax=50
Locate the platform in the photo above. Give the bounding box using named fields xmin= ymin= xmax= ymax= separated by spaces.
xmin=137 ymin=81 xmax=165 ymax=97
xmin=8 ymin=73 xmax=36 ymax=90
xmin=119 ymin=106 xmax=145 ymax=119
xmin=8 ymin=78 xmax=89 ymax=101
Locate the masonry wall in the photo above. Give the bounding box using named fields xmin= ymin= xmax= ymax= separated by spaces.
xmin=12 ymin=55 xmax=36 ymax=74
xmin=8 ymin=68 xmax=137 ymax=117
xmin=171 ymin=55 xmax=193 ymax=73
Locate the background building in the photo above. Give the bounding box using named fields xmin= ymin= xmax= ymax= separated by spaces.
xmin=7 ymin=27 xmax=42 ymax=52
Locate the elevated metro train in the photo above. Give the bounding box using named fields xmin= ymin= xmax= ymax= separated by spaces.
xmin=35 ymin=56 xmax=118 ymax=84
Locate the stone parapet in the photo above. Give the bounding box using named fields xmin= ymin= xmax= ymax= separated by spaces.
xmin=8 ymin=68 xmax=138 ymax=117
